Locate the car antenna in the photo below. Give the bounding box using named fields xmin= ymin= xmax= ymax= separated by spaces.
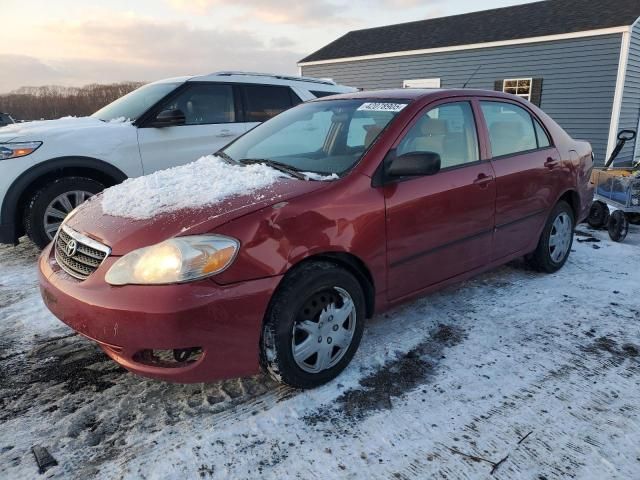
xmin=462 ymin=65 xmax=482 ymax=88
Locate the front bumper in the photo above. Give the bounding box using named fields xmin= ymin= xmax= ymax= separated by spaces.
xmin=38 ymin=243 xmax=282 ymax=383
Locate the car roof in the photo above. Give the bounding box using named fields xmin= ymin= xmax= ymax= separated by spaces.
xmin=145 ymin=72 xmax=355 ymax=92
xmin=189 ymin=71 xmax=354 ymax=91
xmin=309 ymin=88 xmax=525 ymax=103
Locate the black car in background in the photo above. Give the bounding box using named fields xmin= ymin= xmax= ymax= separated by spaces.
xmin=0 ymin=113 xmax=15 ymax=127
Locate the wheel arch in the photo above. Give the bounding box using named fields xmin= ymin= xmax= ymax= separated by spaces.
xmin=1 ymin=156 xmax=127 ymax=242
xmin=271 ymin=252 xmax=376 ymax=320
xmin=556 ymin=189 xmax=581 ymax=222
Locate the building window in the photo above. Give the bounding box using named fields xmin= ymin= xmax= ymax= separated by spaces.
xmin=502 ymin=78 xmax=532 ymax=101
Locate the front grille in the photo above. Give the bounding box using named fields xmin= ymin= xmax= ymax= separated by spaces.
xmin=54 ymin=225 xmax=111 ymax=280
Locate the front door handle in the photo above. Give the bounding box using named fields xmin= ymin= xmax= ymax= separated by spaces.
xmin=473 ymin=173 xmax=493 ymax=188
xmin=544 ymin=157 xmax=559 ymax=169
xmin=216 ymin=130 xmax=235 ymax=138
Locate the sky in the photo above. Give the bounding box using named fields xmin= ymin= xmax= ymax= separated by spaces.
xmin=0 ymin=0 xmax=537 ymax=93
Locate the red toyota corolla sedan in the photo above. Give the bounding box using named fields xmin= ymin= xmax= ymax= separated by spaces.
xmin=39 ymin=89 xmax=594 ymax=389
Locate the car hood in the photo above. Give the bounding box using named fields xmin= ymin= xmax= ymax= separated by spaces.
xmin=0 ymin=116 xmax=131 ymax=143
xmin=65 ymin=178 xmax=329 ymax=255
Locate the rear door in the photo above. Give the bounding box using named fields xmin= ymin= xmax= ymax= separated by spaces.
xmin=137 ymin=83 xmax=246 ymax=173
xmin=383 ymin=99 xmax=496 ymax=301
xmin=478 ymin=100 xmax=561 ymax=260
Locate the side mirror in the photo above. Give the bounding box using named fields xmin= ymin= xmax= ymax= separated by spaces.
xmin=151 ymin=109 xmax=185 ymax=127
xmin=387 ymin=151 xmax=441 ymax=177
xmin=618 ymin=130 xmax=637 ymax=141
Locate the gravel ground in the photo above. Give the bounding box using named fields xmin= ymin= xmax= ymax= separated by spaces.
xmin=0 ymin=224 xmax=638 ymax=479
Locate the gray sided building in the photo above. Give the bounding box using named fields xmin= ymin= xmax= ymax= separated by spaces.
xmin=299 ymin=0 xmax=640 ymax=166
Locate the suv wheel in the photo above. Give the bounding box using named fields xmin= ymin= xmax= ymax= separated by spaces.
xmin=24 ymin=177 xmax=104 ymax=248
xmin=526 ymin=201 xmax=575 ymax=273
xmin=260 ymin=261 xmax=365 ymax=389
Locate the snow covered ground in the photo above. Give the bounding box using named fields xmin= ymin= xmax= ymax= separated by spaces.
xmin=1 ymin=225 xmax=639 ymax=479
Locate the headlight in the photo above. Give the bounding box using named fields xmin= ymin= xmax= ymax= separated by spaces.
xmin=105 ymin=235 xmax=239 ymax=286
xmin=0 ymin=141 xmax=43 ymax=160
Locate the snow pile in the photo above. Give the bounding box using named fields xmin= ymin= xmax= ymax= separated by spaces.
xmin=108 ymin=117 xmax=132 ymax=124
xmin=302 ymin=172 xmax=339 ymax=181
xmin=0 ymin=116 xmax=98 ymax=133
xmin=100 ymin=155 xmax=285 ymax=219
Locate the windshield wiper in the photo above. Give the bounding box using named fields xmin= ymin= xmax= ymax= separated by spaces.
xmin=239 ymin=158 xmax=308 ymax=180
xmin=215 ymin=150 xmax=240 ymax=165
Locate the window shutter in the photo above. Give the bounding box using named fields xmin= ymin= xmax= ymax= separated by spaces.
xmin=530 ymin=78 xmax=543 ymax=107
xmin=494 ymin=80 xmax=504 ymax=92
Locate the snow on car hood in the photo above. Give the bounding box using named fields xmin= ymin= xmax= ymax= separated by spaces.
xmin=67 ymin=155 xmax=331 ymax=255
xmin=100 ymin=155 xmax=284 ymax=219
xmin=0 ymin=116 xmax=132 ymax=143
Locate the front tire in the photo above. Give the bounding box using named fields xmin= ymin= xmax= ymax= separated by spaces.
xmin=24 ymin=177 xmax=104 ymax=248
xmin=526 ymin=201 xmax=575 ymax=273
xmin=260 ymin=261 xmax=366 ymax=389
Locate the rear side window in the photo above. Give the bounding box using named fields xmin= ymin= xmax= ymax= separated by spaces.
xmin=242 ymin=85 xmax=295 ymax=122
xmin=310 ymin=90 xmax=338 ymax=98
xmin=480 ymin=101 xmax=543 ymax=157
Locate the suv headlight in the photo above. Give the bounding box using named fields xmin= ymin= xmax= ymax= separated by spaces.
xmin=105 ymin=235 xmax=239 ymax=286
xmin=0 ymin=141 xmax=43 ymax=160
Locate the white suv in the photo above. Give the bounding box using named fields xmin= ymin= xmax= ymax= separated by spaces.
xmin=0 ymin=72 xmax=355 ymax=247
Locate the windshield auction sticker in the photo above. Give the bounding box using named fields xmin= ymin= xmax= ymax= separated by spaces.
xmin=357 ymin=102 xmax=408 ymax=113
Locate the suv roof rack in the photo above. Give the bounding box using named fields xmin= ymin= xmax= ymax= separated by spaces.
xmin=209 ymin=71 xmax=337 ymax=86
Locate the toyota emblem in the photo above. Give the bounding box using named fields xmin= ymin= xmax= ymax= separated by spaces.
xmin=65 ymin=239 xmax=78 ymax=257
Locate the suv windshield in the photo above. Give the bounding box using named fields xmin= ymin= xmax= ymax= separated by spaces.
xmin=92 ymin=82 xmax=180 ymax=122
xmin=223 ymin=99 xmax=409 ymax=175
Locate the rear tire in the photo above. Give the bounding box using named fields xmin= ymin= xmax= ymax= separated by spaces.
xmin=526 ymin=201 xmax=575 ymax=273
xmin=587 ymin=200 xmax=609 ymax=229
xmin=24 ymin=177 xmax=104 ymax=249
xmin=608 ymin=210 xmax=629 ymax=242
xmin=260 ymin=261 xmax=366 ymax=389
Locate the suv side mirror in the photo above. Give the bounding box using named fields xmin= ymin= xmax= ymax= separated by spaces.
xmin=387 ymin=151 xmax=441 ymax=177
xmin=151 ymin=109 xmax=186 ymax=127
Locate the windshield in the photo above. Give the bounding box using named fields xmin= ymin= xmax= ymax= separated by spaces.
xmin=223 ymin=99 xmax=409 ymax=175
xmin=91 ymin=82 xmax=180 ymax=122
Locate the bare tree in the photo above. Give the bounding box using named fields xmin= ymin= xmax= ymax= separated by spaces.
xmin=0 ymin=82 xmax=146 ymax=121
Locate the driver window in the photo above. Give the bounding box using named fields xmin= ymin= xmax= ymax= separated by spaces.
xmin=161 ymin=84 xmax=235 ymax=125
xmin=397 ymin=102 xmax=479 ymax=169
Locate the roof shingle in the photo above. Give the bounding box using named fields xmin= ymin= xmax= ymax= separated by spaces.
xmin=300 ymin=0 xmax=640 ymax=63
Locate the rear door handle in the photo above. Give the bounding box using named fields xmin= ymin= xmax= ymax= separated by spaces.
xmin=473 ymin=173 xmax=494 ymax=187
xmin=545 ymin=157 xmax=559 ymax=169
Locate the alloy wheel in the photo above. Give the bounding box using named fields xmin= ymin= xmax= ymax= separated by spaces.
xmin=43 ymin=190 xmax=92 ymax=240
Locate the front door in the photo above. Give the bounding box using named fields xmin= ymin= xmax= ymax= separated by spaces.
xmin=478 ymin=100 xmax=562 ymax=259
xmin=383 ymin=100 xmax=496 ymax=301
xmin=137 ymin=83 xmax=247 ymax=174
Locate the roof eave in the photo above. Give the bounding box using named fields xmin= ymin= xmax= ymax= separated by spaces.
xmin=298 ymin=25 xmax=631 ymax=67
